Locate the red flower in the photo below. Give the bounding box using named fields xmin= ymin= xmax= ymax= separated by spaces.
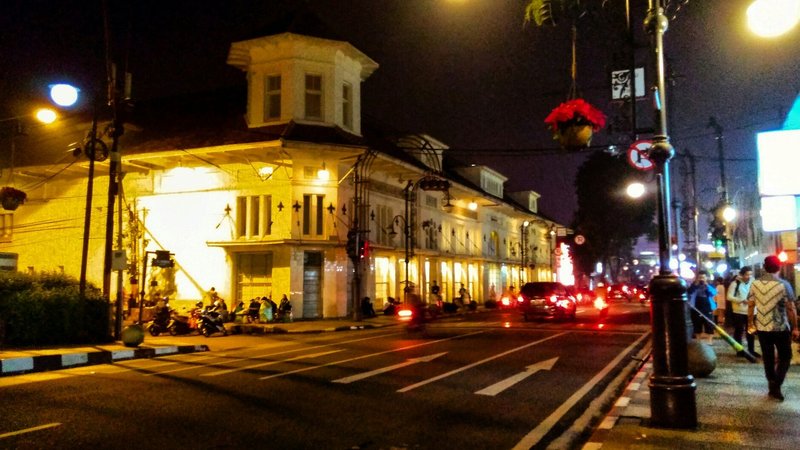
xmin=544 ymin=99 xmax=607 ymax=132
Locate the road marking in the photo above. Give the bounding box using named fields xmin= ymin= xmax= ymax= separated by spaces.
xmin=512 ymin=332 xmax=649 ymax=450
xmin=0 ymin=423 xmax=61 ymax=439
xmin=474 ymin=357 xmax=559 ymax=396
xmin=332 ymin=352 xmax=448 ymax=384
xmin=259 ymin=330 xmax=485 ymax=380
xmin=142 ymin=332 xmax=399 ymax=376
xmin=202 ymin=349 xmax=343 ymax=377
xmin=398 ymin=332 xmax=569 ymax=393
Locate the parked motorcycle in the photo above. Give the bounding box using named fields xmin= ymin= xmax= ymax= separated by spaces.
xmin=146 ymin=307 xmax=172 ymax=336
xmin=167 ymin=312 xmax=196 ymax=336
xmin=198 ymin=307 xmax=227 ymax=337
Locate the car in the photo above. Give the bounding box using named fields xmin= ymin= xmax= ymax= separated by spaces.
xmin=518 ymin=282 xmax=577 ymax=321
xmin=607 ymin=283 xmax=632 ymax=302
xmin=567 ymin=286 xmax=596 ymax=305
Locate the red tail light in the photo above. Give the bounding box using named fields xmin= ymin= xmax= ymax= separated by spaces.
xmin=501 ymin=297 xmax=510 ymax=306
xmin=517 ymin=296 xmax=524 ymax=303
xmin=398 ymin=308 xmax=413 ymax=321
xmin=549 ymin=295 xmax=558 ymax=304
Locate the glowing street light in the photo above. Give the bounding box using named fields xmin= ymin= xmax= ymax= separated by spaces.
xmin=626 ymin=182 xmax=646 ymax=199
xmin=34 ymin=108 xmax=57 ymax=124
xmin=722 ymin=204 xmax=737 ymax=222
xmin=49 ymin=83 xmax=80 ymax=107
xmin=747 ymin=0 xmax=800 ymax=37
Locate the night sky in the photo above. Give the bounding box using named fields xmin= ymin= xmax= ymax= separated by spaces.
xmin=2 ymin=0 xmax=799 ymax=228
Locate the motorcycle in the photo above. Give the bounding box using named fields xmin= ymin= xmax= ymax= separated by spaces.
xmin=198 ymin=307 xmax=228 ymax=337
xmin=398 ymin=304 xmax=439 ymax=333
xmin=167 ymin=311 xmax=196 ymax=336
xmin=146 ymin=307 xmax=171 ymax=336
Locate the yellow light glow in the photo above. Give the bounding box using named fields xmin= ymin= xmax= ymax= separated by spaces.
xmin=317 ymin=163 xmax=330 ymax=181
xmin=779 ymin=251 xmax=789 ymax=262
xmin=747 ymin=0 xmax=800 ymax=37
xmin=467 ymin=201 xmax=478 ymax=211
xmin=258 ymin=166 xmax=274 ymax=178
xmin=35 ymin=108 xmax=57 ymax=124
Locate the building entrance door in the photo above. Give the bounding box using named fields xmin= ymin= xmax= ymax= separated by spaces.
xmin=303 ymin=251 xmax=323 ymax=318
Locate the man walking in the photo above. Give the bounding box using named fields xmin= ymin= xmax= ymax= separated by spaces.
xmin=728 ymin=266 xmax=758 ymax=358
xmin=747 ymin=255 xmax=800 ymax=401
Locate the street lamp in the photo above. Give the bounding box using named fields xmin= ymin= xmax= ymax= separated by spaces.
xmin=626 ymin=181 xmax=646 ymax=199
xmin=644 ymin=0 xmax=697 ymax=429
xmin=747 ymin=0 xmax=800 ymax=37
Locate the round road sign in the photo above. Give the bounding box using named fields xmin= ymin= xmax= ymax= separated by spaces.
xmin=627 ymin=140 xmax=654 ymax=171
xmin=574 ymin=234 xmax=586 ymax=245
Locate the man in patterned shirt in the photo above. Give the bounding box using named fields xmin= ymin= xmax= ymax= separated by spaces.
xmin=747 ymin=255 xmax=800 ymax=401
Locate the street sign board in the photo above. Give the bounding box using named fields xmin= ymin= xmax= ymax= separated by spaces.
xmin=574 ymin=235 xmax=585 ymax=245
xmin=627 ymin=140 xmax=654 ymax=171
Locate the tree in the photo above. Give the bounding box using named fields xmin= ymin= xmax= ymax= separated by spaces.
xmin=572 ymin=151 xmax=656 ymax=282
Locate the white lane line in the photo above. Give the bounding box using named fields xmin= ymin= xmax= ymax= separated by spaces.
xmin=202 ymin=349 xmax=343 ymax=377
xmin=144 ymin=331 xmax=400 ymax=376
xmin=332 ymin=352 xmax=448 ymax=384
xmin=259 ymin=330 xmax=486 ymax=381
xmin=512 ymin=332 xmax=650 ymax=450
xmin=475 ymin=357 xmax=559 ymax=396
xmin=398 ymin=332 xmax=569 ymax=393
xmin=0 ymin=423 xmax=61 ymax=439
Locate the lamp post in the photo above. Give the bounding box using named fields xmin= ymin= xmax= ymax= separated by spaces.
xmin=387 ymin=213 xmax=412 ymax=304
xmin=644 ymin=0 xmax=696 ymax=429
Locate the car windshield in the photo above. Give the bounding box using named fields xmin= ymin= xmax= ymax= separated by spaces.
xmin=521 ymin=283 xmax=561 ymax=297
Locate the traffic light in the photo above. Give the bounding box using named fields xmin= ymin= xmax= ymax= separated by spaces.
xmin=710 ymin=219 xmax=727 ymax=250
xmin=359 ymin=239 xmax=370 ymax=259
xmin=152 ymin=250 xmax=174 ymax=268
xmin=346 ymin=230 xmax=358 ymax=260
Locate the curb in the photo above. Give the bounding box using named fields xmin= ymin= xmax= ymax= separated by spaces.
xmin=0 ymin=344 xmax=209 ymax=377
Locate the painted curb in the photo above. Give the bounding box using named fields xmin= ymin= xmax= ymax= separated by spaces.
xmin=0 ymin=344 xmax=209 ymax=376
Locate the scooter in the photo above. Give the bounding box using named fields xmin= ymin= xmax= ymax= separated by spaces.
xmin=398 ymin=304 xmax=438 ymax=333
xmin=167 ymin=312 xmax=195 ymax=336
xmin=146 ymin=307 xmax=171 ymax=336
xmin=198 ymin=307 xmax=227 ymax=337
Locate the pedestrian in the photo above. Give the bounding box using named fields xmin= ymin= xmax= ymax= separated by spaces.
xmin=714 ymin=277 xmax=727 ymax=326
xmin=727 ymin=266 xmax=758 ymax=358
xmin=687 ymin=270 xmax=717 ymax=344
xmin=747 ymin=255 xmax=800 ymax=401
xmin=489 ymin=284 xmax=497 ymax=302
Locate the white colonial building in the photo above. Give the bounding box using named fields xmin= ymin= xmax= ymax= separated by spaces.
xmin=0 ymin=20 xmax=562 ymax=318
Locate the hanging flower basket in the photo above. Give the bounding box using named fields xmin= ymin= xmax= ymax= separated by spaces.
xmin=0 ymin=186 xmax=27 ymax=211
xmin=544 ymin=98 xmax=606 ymax=150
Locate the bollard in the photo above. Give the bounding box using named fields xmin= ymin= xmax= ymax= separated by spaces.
xmin=648 ymin=274 xmax=697 ymax=428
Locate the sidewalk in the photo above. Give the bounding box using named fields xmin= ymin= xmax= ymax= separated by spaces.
xmin=584 ymin=338 xmax=800 ymax=449
xmin=0 ymin=313 xmax=403 ymax=376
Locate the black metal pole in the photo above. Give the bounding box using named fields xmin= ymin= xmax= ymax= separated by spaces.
xmin=79 ymin=103 xmax=100 ymax=297
xmin=645 ymin=0 xmax=697 ymax=429
xmin=138 ymin=250 xmax=150 ymax=325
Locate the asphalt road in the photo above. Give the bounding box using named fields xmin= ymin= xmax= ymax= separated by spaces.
xmin=2 ymin=303 xmax=651 ymax=450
